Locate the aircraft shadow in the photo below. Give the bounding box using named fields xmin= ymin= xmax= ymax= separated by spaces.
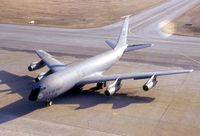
xmin=0 ymin=70 xmax=154 ymax=124
xmin=54 ymin=87 xmax=155 ymax=110
xmin=0 ymin=70 xmax=44 ymax=124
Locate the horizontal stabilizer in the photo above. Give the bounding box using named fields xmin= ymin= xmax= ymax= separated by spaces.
xmin=105 ymin=40 xmax=116 ymax=49
xmin=125 ymin=44 xmax=153 ymax=52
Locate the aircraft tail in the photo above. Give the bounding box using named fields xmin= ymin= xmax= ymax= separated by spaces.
xmin=115 ymin=15 xmax=130 ymax=50
xmin=105 ymin=15 xmax=153 ymax=53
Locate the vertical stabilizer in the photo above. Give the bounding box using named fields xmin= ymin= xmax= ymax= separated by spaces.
xmin=115 ymin=15 xmax=130 ymax=49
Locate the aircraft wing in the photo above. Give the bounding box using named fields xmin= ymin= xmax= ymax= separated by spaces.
xmin=78 ymin=69 xmax=193 ymax=84
xmin=36 ymin=50 xmax=67 ymax=72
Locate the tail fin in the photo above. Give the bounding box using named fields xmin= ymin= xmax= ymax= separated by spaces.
xmin=115 ymin=15 xmax=130 ymax=50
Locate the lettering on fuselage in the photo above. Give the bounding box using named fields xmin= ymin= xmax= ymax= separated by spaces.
xmin=44 ymin=89 xmax=58 ymax=98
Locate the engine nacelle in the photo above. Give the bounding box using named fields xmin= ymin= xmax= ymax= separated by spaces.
xmin=35 ymin=70 xmax=52 ymax=82
xmin=28 ymin=60 xmax=45 ymax=71
xmin=35 ymin=72 xmax=46 ymax=82
xmin=104 ymin=78 xmax=121 ymax=96
xmin=143 ymin=75 xmax=158 ymax=91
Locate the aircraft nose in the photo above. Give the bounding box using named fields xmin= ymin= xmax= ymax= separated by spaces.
xmin=28 ymin=87 xmax=40 ymax=101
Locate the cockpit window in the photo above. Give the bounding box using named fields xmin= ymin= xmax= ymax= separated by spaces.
xmin=41 ymin=87 xmax=46 ymax=90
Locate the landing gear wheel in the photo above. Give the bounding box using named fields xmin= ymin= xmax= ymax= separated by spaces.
xmin=46 ymin=101 xmax=52 ymax=107
xmin=35 ymin=78 xmax=39 ymax=82
xmin=96 ymin=82 xmax=103 ymax=89
xmin=103 ymin=82 xmax=107 ymax=87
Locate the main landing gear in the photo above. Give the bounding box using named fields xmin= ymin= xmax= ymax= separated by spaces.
xmin=45 ymin=101 xmax=52 ymax=107
xmin=96 ymin=82 xmax=107 ymax=89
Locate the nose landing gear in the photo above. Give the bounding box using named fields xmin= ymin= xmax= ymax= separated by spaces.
xmin=45 ymin=101 xmax=52 ymax=107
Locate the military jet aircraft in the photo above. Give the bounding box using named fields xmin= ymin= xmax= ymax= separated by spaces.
xmin=28 ymin=16 xmax=193 ymax=106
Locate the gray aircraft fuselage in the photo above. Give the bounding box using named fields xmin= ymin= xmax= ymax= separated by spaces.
xmin=34 ymin=46 xmax=126 ymax=102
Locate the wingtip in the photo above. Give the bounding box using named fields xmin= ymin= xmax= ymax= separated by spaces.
xmin=36 ymin=49 xmax=45 ymax=53
xmin=36 ymin=49 xmax=42 ymax=52
xmin=150 ymin=43 xmax=154 ymax=47
xmin=121 ymin=14 xmax=131 ymax=19
xmin=189 ymin=69 xmax=194 ymax=72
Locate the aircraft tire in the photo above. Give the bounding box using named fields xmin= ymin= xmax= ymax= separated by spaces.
xmin=46 ymin=101 xmax=52 ymax=106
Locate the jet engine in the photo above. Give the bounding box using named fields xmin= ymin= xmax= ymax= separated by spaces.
xmin=35 ymin=70 xmax=52 ymax=82
xmin=143 ymin=75 xmax=158 ymax=91
xmin=35 ymin=72 xmax=46 ymax=82
xmin=104 ymin=78 xmax=121 ymax=96
xmin=28 ymin=60 xmax=45 ymax=71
